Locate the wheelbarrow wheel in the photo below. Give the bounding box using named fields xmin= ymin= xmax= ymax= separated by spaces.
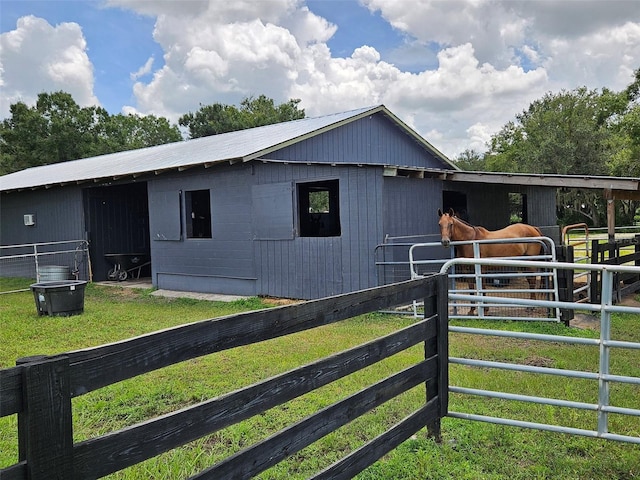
xmin=107 ymin=267 xmax=118 ymax=280
xmin=117 ymin=270 xmax=128 ymax=281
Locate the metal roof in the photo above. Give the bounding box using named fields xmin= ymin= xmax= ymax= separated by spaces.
xmin=0 ymin=105 xmax=455 ymax=193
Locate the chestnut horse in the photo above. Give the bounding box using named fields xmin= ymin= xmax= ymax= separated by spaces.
xmin=437 ymin=208 xmax=543 ymax=314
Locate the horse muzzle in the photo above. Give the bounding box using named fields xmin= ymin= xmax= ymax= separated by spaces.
xmin=441 ymin=238 xmax=450 ymax=247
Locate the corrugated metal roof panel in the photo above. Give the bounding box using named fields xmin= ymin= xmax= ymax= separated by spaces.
xmin=2 ymin=105 xmax=408 ymax=192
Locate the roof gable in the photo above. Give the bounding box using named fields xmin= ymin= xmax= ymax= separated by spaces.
xmin=263 ymin=110 xmax=452 ymax=170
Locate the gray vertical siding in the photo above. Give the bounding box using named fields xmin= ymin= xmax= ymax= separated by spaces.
xmin=148 ymin=163 xmax=257 ymax=295
xmin=521 ymin=185 xmax=557 ymax=226
xmin=252 ymin=163 xmax=383 ymax=299
xmin=264 ymin=112 xmax=449 ymax=169
xmin=464 ymin=183 xmax=511 ymax=229
xmin=383 ymin=176 xmax=443 ymax=238
xmin=380 ymin=176 xmax=446 ymax=283
xmin=341 ymin=165 xmax=384 ymax=295
xmin=0 ymin=187 xmax=85 ymax=246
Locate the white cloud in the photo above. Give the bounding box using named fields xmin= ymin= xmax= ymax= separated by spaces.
xmin=356 ymin=0 xmax=640 ymax=154
xmin=0 ymin=15 xmax=98 ymax=118
xmin=130 ymin=56 xmax=154 ymax=81
xmin=542 ymin=21 xmax=640 ymax=91
xmin=122 ymin=3 xmax=325 ymax=118
xmin=115 ymin=0 xmax=609 ymax=157
xmin=363 ymin=0 xmax=640 ymax=91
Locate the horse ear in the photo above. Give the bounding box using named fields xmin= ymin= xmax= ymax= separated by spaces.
xmin=448 ymin=208 xmax=455 ymax=216
xmin=437 ymin=209 xmax=443 ymax=217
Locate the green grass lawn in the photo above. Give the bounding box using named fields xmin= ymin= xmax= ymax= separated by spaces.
xmin=1 ymin=280 xmax=639 ymax=479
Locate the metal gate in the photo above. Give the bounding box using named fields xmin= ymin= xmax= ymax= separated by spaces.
xmin=0 ymin=240 xmax=91 ymax=293
xmin=442 ymin=258 xmax=640 ymax=444
xmin=408 ymin=237 xmax=559 ymax=322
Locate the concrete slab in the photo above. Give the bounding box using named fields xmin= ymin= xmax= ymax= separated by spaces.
xmin=95 ymin=280 xmax=249 ymax=302
xmin=150 ymin=289 xmax=249 ymax=302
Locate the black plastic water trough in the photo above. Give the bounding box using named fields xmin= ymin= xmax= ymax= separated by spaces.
xmin=30 ymin=280 xmax=88 ymax=317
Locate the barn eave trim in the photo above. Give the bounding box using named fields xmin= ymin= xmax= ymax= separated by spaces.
xmin=444 ymin=171 xmax=640 ymax=191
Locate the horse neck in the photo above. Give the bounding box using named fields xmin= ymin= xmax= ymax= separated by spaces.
xmin=452 ymin=217 xmax=477 ymax=241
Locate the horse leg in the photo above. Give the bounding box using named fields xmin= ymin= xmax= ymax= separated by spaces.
xmin=525 ymin=268 xmax=538 ymax=312
xmin=468 ymin=271 xmax=489 ymax=316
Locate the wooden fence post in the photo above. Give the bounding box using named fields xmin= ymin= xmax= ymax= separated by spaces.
xmin=556 ymin=245 xmax=574 ymax=325
xmin=590 ymin=239 xmax=601 ymax=303
xmin=17 ymin=355 xmax=73 ymax=479
xmin=424 ymin=274 xmax=449 ymax=442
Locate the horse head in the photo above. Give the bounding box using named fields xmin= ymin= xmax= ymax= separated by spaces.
xmin=437 ymin=208 xmax=456 ymax=247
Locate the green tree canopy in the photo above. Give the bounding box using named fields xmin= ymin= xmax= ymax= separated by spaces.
xmin=452 ymin=149 xmax=487 ymax=171
xmin=179 ymin=95 xmax=305 ymax=139
xmin=486 ymin=87 xmax=624 ymax=176
xmin=477 ymin=71 xmax=640 ymax=227
xmin=0 ymin=91 xmax=181 ymax=175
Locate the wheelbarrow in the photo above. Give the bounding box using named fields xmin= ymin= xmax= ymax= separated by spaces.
xmin=104 ymin=253 xmax=151 ymax=281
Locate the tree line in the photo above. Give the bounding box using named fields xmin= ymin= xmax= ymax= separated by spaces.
xmin=0 ymin=92 xmax=305 ymax=175
xmin=454 ymin=68 xmax=640 ymax=227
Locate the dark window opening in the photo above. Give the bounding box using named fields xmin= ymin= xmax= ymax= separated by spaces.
xmin=442 ymin=191 xmax=468 ymax=221
xmin=509 ymin=193 xmax=528 ymax=223
xmin=185 ymin=189 xmax=212 ymax=238
xmin=298 ymin=180 xmax=341 ymax=237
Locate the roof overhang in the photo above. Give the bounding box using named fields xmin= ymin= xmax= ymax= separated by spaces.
xmin=428 ymin=170 xmax=640 ymax=199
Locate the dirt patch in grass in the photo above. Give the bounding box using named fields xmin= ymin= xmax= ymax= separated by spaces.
xmin=523 ymin=355 xmax=555 ymax=368
xmin=261 ymin=297 xmax=303 ymax=306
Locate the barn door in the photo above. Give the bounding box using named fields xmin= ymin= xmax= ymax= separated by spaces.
xmin=83 ymin=183 xmax=150 ymax=280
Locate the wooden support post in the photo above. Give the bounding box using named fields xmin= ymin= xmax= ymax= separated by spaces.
xmin=17 ymin=356 xmax=73 ymax=479
xmin=604 ymin=188 xmax=616 ymax=242
xmin=607 ymin=199 xmax=615 ymax=242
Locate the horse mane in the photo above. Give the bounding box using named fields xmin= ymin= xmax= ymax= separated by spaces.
xmin=452 ymin=214 xmax=483 ymax=230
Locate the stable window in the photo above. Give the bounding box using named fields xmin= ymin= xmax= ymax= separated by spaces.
xmin=442 ymin=191 xmax=468 ymax=221
xmin=509 ymin=193 xmax=528 ymax=223
xmin=185 ymin=189 xmax=212 ymax=238
xmin=298 ymin=180 xmax=341 ymax=237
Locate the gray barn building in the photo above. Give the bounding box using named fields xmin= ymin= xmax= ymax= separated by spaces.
xmin=0 ymin=105 xmax=581 ymax=299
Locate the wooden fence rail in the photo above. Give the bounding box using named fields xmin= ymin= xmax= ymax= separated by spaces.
xmin=1 ymin=275 xmax=448 ymax=479
xmin=590 ymin=235 xmax=640 ymax=303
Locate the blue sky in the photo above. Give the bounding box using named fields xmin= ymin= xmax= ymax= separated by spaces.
xmin=1 ymin=1 xmax=162 ymax=113
xmin=2 ymin=0 xmax=639 ymax=157
xmin=1 ymin=0 xmax=418 ymax=114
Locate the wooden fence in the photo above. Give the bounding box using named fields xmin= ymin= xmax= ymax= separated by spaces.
xmin=590 ymin=235 xmax=640 ymax=303
xmin=0 ymin=275 xmax=448 ymax=479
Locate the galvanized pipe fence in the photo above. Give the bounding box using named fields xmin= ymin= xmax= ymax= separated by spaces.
xmin=0 ymin=240 xmax=91 ymax=293
xmin=441 ymin=257 xmax=640 ymax=444
xmin=406 ymin=237 xmax=560 ymax=321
